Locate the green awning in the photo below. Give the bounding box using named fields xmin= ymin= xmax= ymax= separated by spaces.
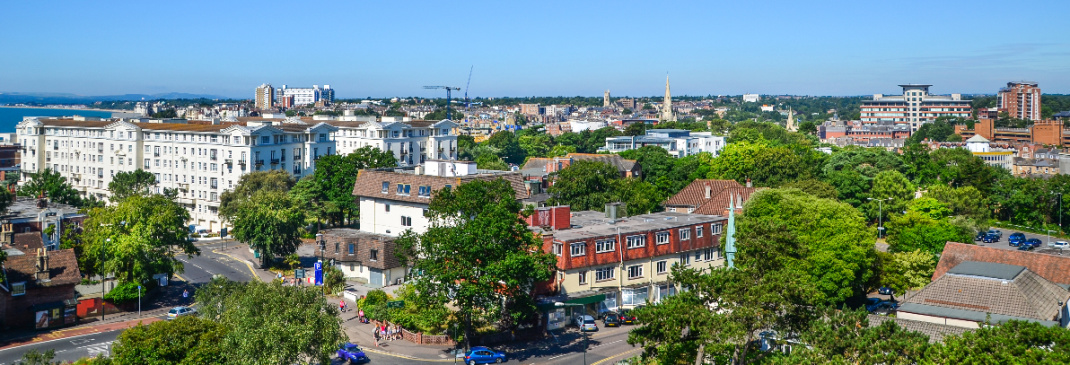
xmin=565 ymin=293 xmax=606 ymax=306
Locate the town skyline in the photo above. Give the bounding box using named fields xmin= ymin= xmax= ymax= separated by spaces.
xmin=3 ymin=1 xmax=1069 ymax=98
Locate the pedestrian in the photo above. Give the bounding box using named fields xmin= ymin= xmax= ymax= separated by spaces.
xmin=373 ymin=328 xmax=380 ymax=347
xmin=182 ymin=289 xmax=189 ymax=300
xmin=358 ymin=309 xmax=364 ymax=323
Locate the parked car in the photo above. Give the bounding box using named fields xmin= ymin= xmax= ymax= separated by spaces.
xmin=864 ymin=298 xmax=884 ymax=312
xmin=1049 ymin=240 xmax=1070 ymax=249
xmin=988 ymin=229 xmax=1003 ymax=239
xmin=1018 ymin=244 xmax=1035 ymax=251
xmin=462 ymin=346 xmax=507 ymax=364
xmin=619 ymin=309 xmax=637 ymax=325
xmin=877 ymin=287 xmax=894 ymax=296
xmin=974 ymin=231 xmax=987 ymax=241
xmin=575 ymin=315 xmax=598 ymax=332
xmin=166 ymin=306 xmax=196 ymax=320
xmin=1025 ymin=238 xmax=1043 ymax=248
xmin=336 ymin=343 xmax=368 ymax=363
xmin=603 ymin=313 xmax=621 ymax=327
xmin=1008 ymin=232 xmax=1026 ymax=246
xmin=983 ymin=233 xmax=1000 ymax=243
xmin=871 ymin=301 xmax=899 ymax=316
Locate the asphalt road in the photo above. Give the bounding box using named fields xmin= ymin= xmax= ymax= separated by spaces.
xmin=0 ymin=327 xmax=124 ymax=365
xmin=973 ymin=228 xmax=1070 ymax=255
xmin=176 ymin=239 xmax=256 ymax=284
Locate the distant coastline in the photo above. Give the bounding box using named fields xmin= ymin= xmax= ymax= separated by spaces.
xmin=0 ymin=104 xmax=131 ymax=114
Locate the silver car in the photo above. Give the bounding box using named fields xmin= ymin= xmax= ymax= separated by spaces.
xmin=575 ymin=315 xmax=598 ymax=332
xmin=166 ymin=306 xmax=196 ymax=320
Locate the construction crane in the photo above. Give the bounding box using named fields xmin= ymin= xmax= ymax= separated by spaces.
xmin=423 ymin=85 xmax=461 ymax=120
xmin=464 ymin=66 xmax=474 ymax=112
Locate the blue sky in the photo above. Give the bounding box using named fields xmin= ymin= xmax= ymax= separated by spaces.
xmin=2 ymin=0 xmax=1068 ymax=98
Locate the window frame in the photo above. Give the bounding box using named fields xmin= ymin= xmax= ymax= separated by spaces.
xmin=570 ymin=242 xmax=586 ymax=257
xmin=679 ymin=228 xmax=690 ymax=241
xmin=655 ymin=232 xmax=670 ymax=245
xmin=595 ymin=238 xmax=616 ymax=253
xmin=627 ymin=264 xmax=643 ymax=279
xmin=656 ymin=260 xmax=668 ymax=274
xmin=626 ymin=235 xmax=646 ymax=249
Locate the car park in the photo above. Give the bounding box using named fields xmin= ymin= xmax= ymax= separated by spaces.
xmin=576 ymin=315 xmax=598 ymax=332
xmin=166 ymin=306 xmax=196 ymax=320
xmin=462 ymin=346 xmax=507 ymax=364
xmin=336 ymin=343 xmax=368 ymax=363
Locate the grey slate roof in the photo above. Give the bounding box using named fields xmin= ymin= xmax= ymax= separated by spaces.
xmin=946 ymin=261 xmax=1024 ymax=280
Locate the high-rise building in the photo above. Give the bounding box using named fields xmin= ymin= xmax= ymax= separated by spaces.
xmin=661 ymin=77 xmax=675 ymax=122
xmin=604 ymin=90 xmax=611 ymax=108
xmin=276 ymin=84 xmax=333 ymax=107
xmin=255 ymin=83 xmax=274 ymax=110
xmin=998 ymin=81 xmax=1041 ymax=121
xmin=860 ymin=84 xmax=971 ymax=132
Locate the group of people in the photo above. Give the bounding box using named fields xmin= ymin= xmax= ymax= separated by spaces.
xmin=277 ymin=273 xmax=305 ymax=286
xmin=372 ymin=322 xmax=403 ymax=346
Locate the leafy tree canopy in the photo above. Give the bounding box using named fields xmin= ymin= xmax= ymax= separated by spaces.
xmin=107 ymin=169 xmax=157 ymax=203
xmin=218 ymin=170 xmax=295 ymax=221
xmin=18 ymin=168 xmax=83 ymax=207
xmin=81 ymin=194 xmax=197 ymax=283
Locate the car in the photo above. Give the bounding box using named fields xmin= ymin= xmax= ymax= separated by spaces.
xmin=1025 ymin=238 xmax=1043 ymax=248
xmin=603 ymin=314 xmax=621 ymax=327
xmin=619 ymin=309 xmax=638 ymax=325
xmin=1008 ymin=232 xmax=1026 ymax=246
xmin=336 ymin=342 xmax=368 ymax=363
xmin=1049 ymin=240 xmax=1070 ymax=249
xmin=982 ymin=234 xmax=1000 ymax=243
xmin=864 ymin=298 xmax=883 ymax=312
xmin=166 ymin=306 xmax=196 ymax=320
xmin=575 ymin=315 xmax=598 ymax=332
xmin=987 ymin=229 xmax=1003 ymax=239
xmin=877 ymin=287 xmax=894 ymax=296
xmin=871 ymin=301 xmax=899 ymax=316
xmin=462 ymin=346 xmax=507 ymax=364
xmin=1018 ymin=244 xmax=1035 ymax=251
xmin=974 ymin=231 xmax=987 ymax=241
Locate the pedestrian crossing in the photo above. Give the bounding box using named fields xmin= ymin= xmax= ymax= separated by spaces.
xmin=78 ymin=341 xmax=113 ymax=357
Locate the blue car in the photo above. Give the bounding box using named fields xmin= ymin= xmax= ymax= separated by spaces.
xmin=337 ymin=343 xmax=368 ymax=363
xmin=1008 ymin=232 xmax=1026 ymax=246
xmin=463 ymin=346 xmax=507 ymax=364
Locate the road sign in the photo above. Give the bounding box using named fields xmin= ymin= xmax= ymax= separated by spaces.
xmin=314 ymin=261 xmax=323 ymax=286
xmin=220 ymin=228 xmax=228 ymax=238
xmin=294 ymin=269 xmax=305 ymax=279
xmin=386 ymin=300 xmax=405 ymax=308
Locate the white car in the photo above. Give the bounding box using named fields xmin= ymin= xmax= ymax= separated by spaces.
xmin=575 ymin=315 xmax=598 ymax=332
xmin=1049 ymin=241 xmax=1069 ymax=249
xmin=166 ymin=306 xmax=196 ymax=320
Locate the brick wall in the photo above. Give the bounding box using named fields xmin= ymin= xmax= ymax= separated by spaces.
xmin=544 ymin=222 xmax=721 ymax=271
xmin=319 ymin=233 xmax=402 ymax=270
xmin=1 ymin=284 xmax=77 ymax=329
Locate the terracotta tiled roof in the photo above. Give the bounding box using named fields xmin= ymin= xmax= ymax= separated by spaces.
xmin=13 ymin=232 xmax=44 ymax=252
xmin=353 ymin=169 xmax=528 ymax=204
xmin=904 ymin=262 xmax=1069 ymax=322
xmin=693 ymin=187 xmax=762 ymax=216
xmin=934 ymin=242 xmax=1070 ymax=285
xmin=3 ymin=249 xmax=82 ymax=289
xmin=663 ymin=179 xmax=743 ymax=207
xmin=137 ymin=123 xmax=230 ymax=132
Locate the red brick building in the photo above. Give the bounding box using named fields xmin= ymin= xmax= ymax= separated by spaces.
xmin=998 ymin=81 xmax=1042 ymax=121
xmin=0 ymin=248 xmax=81 ymax=329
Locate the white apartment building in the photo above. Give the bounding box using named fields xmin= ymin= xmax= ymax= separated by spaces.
xmin=276 ymin=84 xmax=333 ymax=106
xmin=330 ymin=119 xmax=459 ymax=166
xmin=602 ymin=129 xmax=726 ymax=158
xmin=860 ymin=84 xmax=972 ymax=132
xmin=17 ymin=116 xmax=338 ymax=232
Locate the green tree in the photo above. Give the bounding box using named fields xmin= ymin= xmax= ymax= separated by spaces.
xmin=926 ymin=320 xmax=1070 ymax=363
xmin=218 ymin=170 xmax=295 ymax=221
xmin=707 ymin=141 xmax=765 ymax=184
xmin=629 ymin=220 xmax=820 ymax=364
xmin=486 ymin=131 xmax=526 ymax=165
xmin=822 ymin=146 xmax=904 ymax=179
xmin=798 ymin=121 xmax=817 ymax=135
xmin=781 ymin=308 xmax=930 ymax=364
xmin=741 ymin=189 xmax=877 ymax=304
xmin=12 ymin=349 xmax=60 ymax=365
xmin=110 ymin=316 xmax=226 ymax=365
xmin=231 ymin=190 xmax=305 ymax=268
xmin=194 ymin=278 xmax=347 ymax=364
xmin=623 ymin=122 xmax=647 ymax=136
xmin=864 ymin=170 xmax=914 ymax=222
xmin=518 ymin=133 xmax=553 ymax=158
xmin=923 ymin=185 xmax=989 ymax=220
xmin=546 ymin=160 xmax=618 ymax=211
xmin=474 ymin=153 xmax=509 ymax=170
xmin=81 ymin=194 xmax=197 ymax=283
xmin=610 ymin=178 xmax=660 ymax=216
xmin=394 ymin=179 xmax=556 ymax=349
xmin=886 ymin=207 xmax=971 ymax=255
xmin=874 ymin=249 xmax=937 ymax=295
xmin=18 ymin=168 xmax=82 ymax=207
xmin=781 ymin=179 xmax=838 ymax=200
xmin=305 ymin=147 xmax=396 ymax=226
xmin=107 ymin=169 xmax=157 ymax=203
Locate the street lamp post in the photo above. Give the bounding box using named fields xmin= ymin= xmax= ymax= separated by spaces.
xmin=316 ymin=233 xmax=326 ymax=296
xmin=102 ymin=237 xmax=110 ymax=321
xmin=555 ymin=302 xmax=588 ymax=365
xmin=867 ymin=198 xmax=893 ymax=238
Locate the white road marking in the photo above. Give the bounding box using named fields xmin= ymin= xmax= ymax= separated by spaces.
xmin=78 ymin=341 xmax=113 ymax=357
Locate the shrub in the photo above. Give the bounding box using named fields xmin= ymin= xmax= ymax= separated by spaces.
xmin=104 ymin=282 xmax=148 ymax=304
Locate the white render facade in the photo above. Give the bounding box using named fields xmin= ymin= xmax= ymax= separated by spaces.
xmin=602 ymin=129 xmax=726 ymax=158
xmin=331 ymin=119 xmax=459 ymax=167
xmin=16 ymin=116 xmax=338 ymax=232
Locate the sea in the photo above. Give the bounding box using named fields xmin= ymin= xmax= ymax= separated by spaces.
xmin=0 ymin=107 xmax=114 ymax=133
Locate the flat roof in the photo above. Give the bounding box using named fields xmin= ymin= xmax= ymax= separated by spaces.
xmin=548 ymin=211 xmax=724 ymax=242
xmin=947 ymin=261 xmax=1025 ymax=280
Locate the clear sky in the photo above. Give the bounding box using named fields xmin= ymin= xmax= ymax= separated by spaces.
xmin=2 ymin=0 xmax=1068 ymax=98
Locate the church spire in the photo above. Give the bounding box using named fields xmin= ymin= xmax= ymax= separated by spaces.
xmin=661 ymin=75 xmax=675 ymax=122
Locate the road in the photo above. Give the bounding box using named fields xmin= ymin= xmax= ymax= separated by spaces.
xmin=0 ymin=327 xmax=123 ymax=364
xmin=343 ymin=325 xmax=639 ymax=365
xmin=176 ymin=239 xmax=256 ymax=284
xmin=974 ymin=228 xmax=1070 ymax=255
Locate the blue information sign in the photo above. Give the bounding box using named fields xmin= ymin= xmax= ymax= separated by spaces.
xmin=314 ymin=262 xmax=323 ymax=286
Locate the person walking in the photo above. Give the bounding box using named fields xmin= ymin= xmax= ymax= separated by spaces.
xmin=373 ymin=327 xmax=380 ymax=347
xmin=358 ymin=309 xmax=365 ymax=323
